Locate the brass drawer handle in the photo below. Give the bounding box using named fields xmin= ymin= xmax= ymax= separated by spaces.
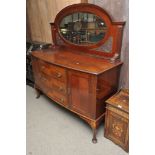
xmin=59 ymin=86 xmax=64 ymax=91
xmin=56 ymin=72 xmax=62 ymax=78
xmin=118 ymin=105 xmax=122 ymax=109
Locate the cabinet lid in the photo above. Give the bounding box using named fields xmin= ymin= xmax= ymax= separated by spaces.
xmin=31 ymin=46 xmax=123 ymax=75
xmin=106 ymin=89 xmax=129 ymax=113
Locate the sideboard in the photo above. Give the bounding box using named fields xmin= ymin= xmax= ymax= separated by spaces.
xmin=31 ymin=3 xmax=125 ymax=143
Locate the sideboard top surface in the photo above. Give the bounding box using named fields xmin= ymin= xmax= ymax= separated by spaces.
xmin=31 ymin=46 xmax=122 ymax=75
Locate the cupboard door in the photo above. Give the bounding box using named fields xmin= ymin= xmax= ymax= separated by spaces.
xmin=68 ymin=71 xmax=96 ymax=118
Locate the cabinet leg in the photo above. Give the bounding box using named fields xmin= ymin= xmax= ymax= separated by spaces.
xmin=79 ymin=113 xmax=105 ymax=144
xmin=92 ymin=128 xmax=97 ymax=143
xmin=90 ymin=121 xmax=97 ymax=143
xmin=35 ymin=88 xmax=41 ymax=99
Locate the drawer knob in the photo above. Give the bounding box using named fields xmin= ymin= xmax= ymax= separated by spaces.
xmin=56 ymin=73 xmax=62 ymax=78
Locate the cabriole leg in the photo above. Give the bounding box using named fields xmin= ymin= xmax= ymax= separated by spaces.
xmin=91 ymin=121 xmax=97 ymax=143
xmin=92 ymin=128 xmax=97 ymax=143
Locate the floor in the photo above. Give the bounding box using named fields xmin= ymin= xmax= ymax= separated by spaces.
xmin=27 ymin=85 xmax=128 ymax=155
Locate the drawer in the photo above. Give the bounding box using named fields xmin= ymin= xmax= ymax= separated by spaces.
xmin=39 ymin=60 xmax=66 ymax=82
xmin=51 ymin=79 xmax=67 ymax=95
xmin=40 ymin=73 xmax=50 ymax=85
xmin=47 ymin=91 xmax=67 ymax=106
xmin=36 ymin=73 xmax=50 ymax=94
xmin=31 ymin=57 xmax=41 ymax=84
xmin=107 ymin=105 xmax=128 ymax=119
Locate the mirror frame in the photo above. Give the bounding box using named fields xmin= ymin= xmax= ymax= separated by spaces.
xmin=51 ymin=4 xmax=125 ymax=58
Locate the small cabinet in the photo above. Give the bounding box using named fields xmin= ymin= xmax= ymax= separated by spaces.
xmin=104 ymin=89 xmax=129 ymax=152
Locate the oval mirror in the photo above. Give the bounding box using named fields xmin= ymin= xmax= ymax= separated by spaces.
xmin=59 ymin=12 xmax=107 ymax=46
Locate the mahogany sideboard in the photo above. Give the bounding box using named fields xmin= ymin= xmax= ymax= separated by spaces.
xmin=31 ymin=3 xmax=125 ymax=143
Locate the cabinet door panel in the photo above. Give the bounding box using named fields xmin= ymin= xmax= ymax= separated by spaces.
xmin=68 ymin=71 xmax=96 ymax=118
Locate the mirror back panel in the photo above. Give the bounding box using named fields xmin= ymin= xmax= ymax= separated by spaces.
xmin=51 ymin=3 xmax=125 ymax=58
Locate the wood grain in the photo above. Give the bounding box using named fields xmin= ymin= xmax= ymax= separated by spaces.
xmin=32 ymin=47 xmax=123 ymax=75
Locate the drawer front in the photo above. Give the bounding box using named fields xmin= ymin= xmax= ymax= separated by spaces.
xmin=39 ymin=73 xmax=67 ymax=96
xmin=32 ymin=58 xmax=68 ymax=107
xmin=31 ymin=57 xmax=41 ymax=85
xmin=39 ymin=60 xmax=66 ymax=82
xmin=105 ymin=110 xmax=129 ymax=152
xmin=107 ymin=105 xmax=128 ymax=119
xmin=36 ymin=73 xmax=50 ymax=94
xmin=32 ymin=57 xmax=48 ymax=93
xmin=47 ymin=91 xmax=67 ymax=106
xmin=50 ymin=79 xmax=67 ymax=95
